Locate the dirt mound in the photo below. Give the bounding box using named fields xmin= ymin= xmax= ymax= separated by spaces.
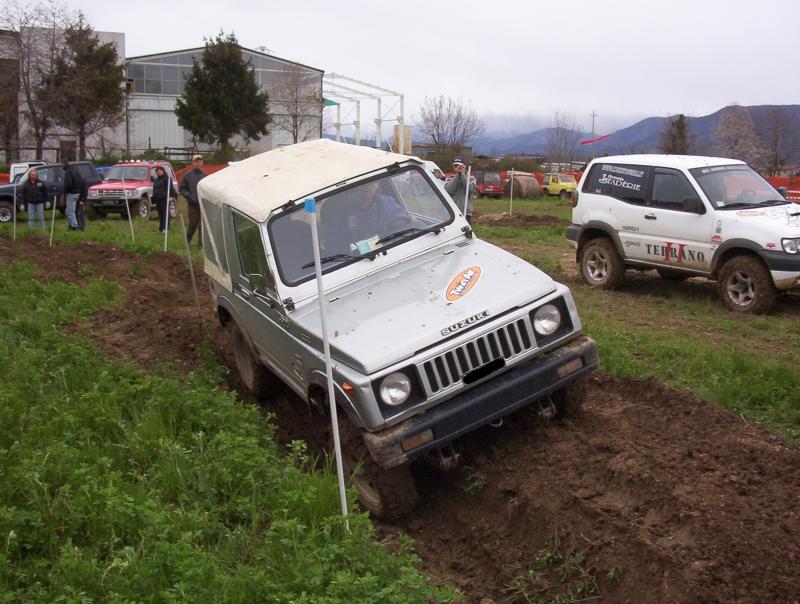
xmin=473 ymin=212 xmax=566 ymax=228
xmin=3 ymin=236 xmax=799 ymax=603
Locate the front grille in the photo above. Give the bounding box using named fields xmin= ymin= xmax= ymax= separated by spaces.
xmin=96 ymin=190 xmax=124 ymax=197
xmin=419 ymin=317 xmax=535 ymax=395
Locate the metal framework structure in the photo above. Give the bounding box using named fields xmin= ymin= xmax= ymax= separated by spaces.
xmin=322 ymin=73 xmax=405 ymax=153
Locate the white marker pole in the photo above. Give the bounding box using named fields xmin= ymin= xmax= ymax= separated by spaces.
xmin=464 ymin=165 xmax=472 ymax=218
xmin=509 ymin=168 xmax=515 ymax=216
xmin=48 ymin=194 xmax=57 ymax=247
xmin=122 ymin=175 xmax=135 ymax=242
xmin=304 ymin=197 xmax=350 ymax=531
xmin=12 ymin=181 xmax=17 ymax=240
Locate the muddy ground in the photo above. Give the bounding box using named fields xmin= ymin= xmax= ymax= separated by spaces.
xmin=3 ymin=236 xmax=799 ymax=604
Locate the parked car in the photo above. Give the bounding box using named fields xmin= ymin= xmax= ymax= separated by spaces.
xmin=87 ymin=161 xmax=178 ymax=220
xmin=0 ymin=160 xmax=101 ymax=223
xmin=567 ymin=154 xmax=800 ymax=313
xmin=200 ymin=139 xmax=599 ymax=518
xmin=474 ymin=171 xmax=504 ymax=198
xmin=542 ymin=173 xmax=577 ymax=198
xmin=10 ymin=161 xmax=45 ymax=183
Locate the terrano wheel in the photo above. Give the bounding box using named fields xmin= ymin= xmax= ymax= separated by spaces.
xmin=231 ymin=323 xmax=276 ymax=398
xmin=718 ymin=255 xmax=777 ymax=314
xmin=338 ymin=419 xmax=418 ymax=519
xmin=580 ymin=238 xmax=625 ymax=289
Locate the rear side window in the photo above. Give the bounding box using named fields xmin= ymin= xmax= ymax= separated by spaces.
xmin=77 ymin=164 xmax=95 ymax=179
xmin=582 ymin=163 xmax=649 ymax=205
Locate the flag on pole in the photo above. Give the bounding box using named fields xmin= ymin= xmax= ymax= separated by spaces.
xmin=580 ymin=133 xmax=613 ymax=145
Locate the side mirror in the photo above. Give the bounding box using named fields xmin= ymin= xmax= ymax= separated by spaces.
xmin=248 ymin=273 xmax=268 ymax=295
xmin=683 ymin=196 xmax=706 ymax=214
xmin=777 ymin=186 xmax=788 ymax=199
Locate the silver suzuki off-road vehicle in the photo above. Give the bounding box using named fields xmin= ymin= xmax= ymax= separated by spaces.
xmin=198 ymin=139 xmax=598 ymax=517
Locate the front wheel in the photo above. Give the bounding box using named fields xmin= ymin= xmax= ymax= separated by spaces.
xmin=579 ymin=238 xmax=625 ymax=289
xmin=338 ymin=419 xmax=418 ymax=519
xmin=0 ymin=202 xmax=12 ymax=223
xmin=718 ymin=255 xmax=777 ymax=314
xmin=135 ymin=195 xmax=151 ymax=220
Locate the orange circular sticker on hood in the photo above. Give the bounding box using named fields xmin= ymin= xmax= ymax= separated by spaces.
xmin=446 ymin=266 xmax=482 ymax=301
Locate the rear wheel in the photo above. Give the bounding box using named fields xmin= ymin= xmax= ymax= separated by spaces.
xmin=579 ymin=238 xmax=625 ymax=289
xmin=560 ymin=190 xmax=570 ymax=199
xmin=718 ymin=255 xmax=777 ymax=314
xmin=231 ymin=323 xmax=277 ymax=398
xmin=542 ymin=188 xmax=550 ymax=196
xmin=338 ymin=419 xmax=418 ymax=519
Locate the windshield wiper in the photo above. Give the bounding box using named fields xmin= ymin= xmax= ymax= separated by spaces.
xmin=720 ymin=202 xmax=759 ymax=209
xmin=301 ymin=253 xmax=364 ymax=270
xmin=761 ymin=199 xmax=790 ymax=206
xmin=376 ymin=226 xmax=441 ymax=245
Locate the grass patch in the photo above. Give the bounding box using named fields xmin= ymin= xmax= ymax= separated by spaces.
xmin=475 ymin=196 xmax=573 ymax=221
xmin=0 ymin=260 xmax=453 ymax=602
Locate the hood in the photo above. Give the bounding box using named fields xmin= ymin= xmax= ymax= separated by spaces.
xmin=291 ymin=239 xmax=557 ymax=374
xmin=91 ymin=180 xmax=150 ymax=190
xmin=723 ymin=204 xmax=800 ymax=239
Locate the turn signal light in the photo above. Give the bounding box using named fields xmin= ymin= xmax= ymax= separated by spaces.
xmin=402 ymin=429 xmax=434 ymax=451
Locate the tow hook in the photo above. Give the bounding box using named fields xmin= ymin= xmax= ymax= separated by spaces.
xmin=538 ymin=398 xmax=557 ymax=419
xmin=427 ymin=443 xmax=460 ymax=471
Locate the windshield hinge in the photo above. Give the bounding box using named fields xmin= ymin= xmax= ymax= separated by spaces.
xmin=280 ymin=199 xmax=296 ymax=211
xmin=461 ymin=225 xmax=473 ymax=239
xmin=282 ymin=297 xmax=295 ymax=311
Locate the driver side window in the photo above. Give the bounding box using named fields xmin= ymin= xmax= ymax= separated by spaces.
xmin=233 ymin=212 xmax=275 ymax=292
xmin=651 ymin=168 xmax=699 ymax=212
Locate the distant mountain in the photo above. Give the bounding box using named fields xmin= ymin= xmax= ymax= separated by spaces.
xmin=470 ymin=105 xmax=800 ymax=162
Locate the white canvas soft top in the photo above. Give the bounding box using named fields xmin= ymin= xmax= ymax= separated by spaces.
xmin=197 ymin=138 xmax=422 ymax=223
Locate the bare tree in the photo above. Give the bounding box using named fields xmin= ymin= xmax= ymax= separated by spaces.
xmin=418 ymin=95 xmax=484 ymax=152
xmin=755 ymin=107 xmax=799 ymax=176
xmin=271 ymin=65 xmax=321 ymax=144
xmin=713 ymin=104 xmax=767 ymax=170
xmin=547 ymin=112 xmax=582 ymax=168
xmin=1 ymin=0 xmax=76 ymax=158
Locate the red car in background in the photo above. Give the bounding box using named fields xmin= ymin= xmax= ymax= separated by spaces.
xmin=87 ymin=160 xmax=178 ymax=220
xmin=473 ymin=170 xmax=504 ymax=198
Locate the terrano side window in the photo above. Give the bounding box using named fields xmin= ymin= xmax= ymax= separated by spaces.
xmin=233 ymin=212 xmax=275 ymax=292
xmin=582 ymin=163 xmax=649 ymax=205
xmin=651 ymin=168 xmax=699 ymax=211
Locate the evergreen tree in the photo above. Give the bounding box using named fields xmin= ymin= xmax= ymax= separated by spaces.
xmin=49 ymin=15 xmax=125 ymax=159
xmin=660 ymin=114 xmax=692 ymax=155
xmin=175 ymin=32 xmax=270 ymax=155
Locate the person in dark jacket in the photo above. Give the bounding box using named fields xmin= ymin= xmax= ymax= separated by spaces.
xmin=152 ymin=165 xmax=177 ymax=233
xmin=21 ymin=169 xmax=47 ymax=231
xmin=445 ymin=157 xmax=475 ymax=224
xmin=179 ymin=154 xmax=207 ymax=246
xmin=62 ymin=158 xmax=84 ymax=231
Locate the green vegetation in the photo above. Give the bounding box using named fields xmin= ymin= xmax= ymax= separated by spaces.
xmin=0 ymin=260 xmax=452 ymax=602
xmin=475 ymin=196 xmax=800 ymax=445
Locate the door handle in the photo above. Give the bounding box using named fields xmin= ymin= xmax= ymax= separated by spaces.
xmin=237 ymin=285 xmax=252 ymax=301
xmin=644 ymin=213 xmax=657 ymax=220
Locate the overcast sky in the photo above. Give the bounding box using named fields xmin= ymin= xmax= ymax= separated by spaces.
xmin=77 ymin=0 xmax=798 ymax=137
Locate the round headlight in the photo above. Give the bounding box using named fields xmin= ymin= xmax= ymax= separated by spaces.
xmin=89 ymin=189 xmax=98 ymax=197
xmin=533 ymin=304 xmax=561 ymax=336
xmin=782 ymin=238 xmax=799 ymax=254
xmin=379 ymin=372 xmax=411 ymax=406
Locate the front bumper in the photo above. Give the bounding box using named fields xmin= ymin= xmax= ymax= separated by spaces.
xmin=363 ymin=335 xmax=598 ymax=468
xmin=89 ymin=198 xmax=137 ymax=211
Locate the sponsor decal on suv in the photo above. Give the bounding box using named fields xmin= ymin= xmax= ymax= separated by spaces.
xmin=446 ymin=266 xmax=482 ymax=301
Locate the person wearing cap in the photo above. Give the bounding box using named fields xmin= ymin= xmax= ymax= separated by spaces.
xmin=445 ymin=157 xmax=475 ymax=224
xmin=179 ymin=154 xmax=207 ymax=246
xmin=152 ymin=165 xmax=178 ymax=233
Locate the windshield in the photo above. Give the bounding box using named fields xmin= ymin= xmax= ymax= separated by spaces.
xmin=269 ymin=166 xmax=454 ymax=286
xmin=104 ymin=166 xmax=149 ymax=181
xmin=560 ymin=175 xmax=576 ymax=183
xmin=11 ymin=173 xmax=25 ymax=184
xmin=484 ymin=172 xmax=501 ymax=183
xmin=689 ymin=165 xmax=784 ymax=209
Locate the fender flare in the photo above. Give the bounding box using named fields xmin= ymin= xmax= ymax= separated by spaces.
xmin=576 ymin=221 xmax=625 ymax=258
xmin=307 ymin=370 xmax=364 ymax=427
xmin=710 ymin=239 xmax=765 ymax=275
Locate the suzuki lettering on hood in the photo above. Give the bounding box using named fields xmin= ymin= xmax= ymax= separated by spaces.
xmin=441 ymin=310 xmax=490 ymax=336
xmin=446 ymin=266 xmax=482 ymax=301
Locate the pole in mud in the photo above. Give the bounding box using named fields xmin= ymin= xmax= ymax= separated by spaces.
xmin=163 ymin=164 xmax=176 ymax=253
xmin=178 ymin=214 xmax=201 ymax=311
xmin=48 ymin=194 xmax=57 ymax=247
xmin=304 ymin=197 xmax=350 ymax=531
xmin=12 ymin=181 xmax=17 ymax=241
xmin=509 ymin=168 xmax=515 ymax=217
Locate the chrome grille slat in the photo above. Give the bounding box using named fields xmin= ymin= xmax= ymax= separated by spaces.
xmin=418 ymin=317 xmax=537 ymax=396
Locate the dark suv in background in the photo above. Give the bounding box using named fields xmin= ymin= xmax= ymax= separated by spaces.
xmin=0 ymin=161 xmax=101 ymax=223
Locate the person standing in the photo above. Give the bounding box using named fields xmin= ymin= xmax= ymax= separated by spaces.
xmin=152 ymin=165 xmax=177 ymax=233
xmin=445 ymin=157 xmax=475 ymax=224
xmin=21 ymin=169 xmax=47 ymax=231
xmin=179 ymin=154 xmax=207 ymax=247
xmin=62 ymin=158 xmax=84 ymax=231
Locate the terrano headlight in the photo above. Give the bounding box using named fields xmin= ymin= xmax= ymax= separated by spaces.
xmin=379 ymin=372 xmax=411 ymax=406
xmin=533 ymin=304 xmax=561 ymax=336
xmin=781 ymin=238 xmax=800 ymax=254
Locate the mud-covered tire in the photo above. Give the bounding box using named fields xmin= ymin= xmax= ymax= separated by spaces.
xmin=718 ymin=255 xmax=777 ymax=314
xmin=231 ymin=323 xmax=276 ymax=398
xmin=560 ymin=190 xmax=570 ymax=200
xmin=580 ymin=238 xmax=625 ymax=289
xmin=656 ymin=267 xmax=690 ymax=281
xmin=0 ymin=201 xmax=12 ymax=223
xmin=552 ymin=376 xmax=588 ymax=419
xmin=135 ymin=195 xmax=151 ymax=220
xmin=338 ymin=420 xmax=418 ymax=519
